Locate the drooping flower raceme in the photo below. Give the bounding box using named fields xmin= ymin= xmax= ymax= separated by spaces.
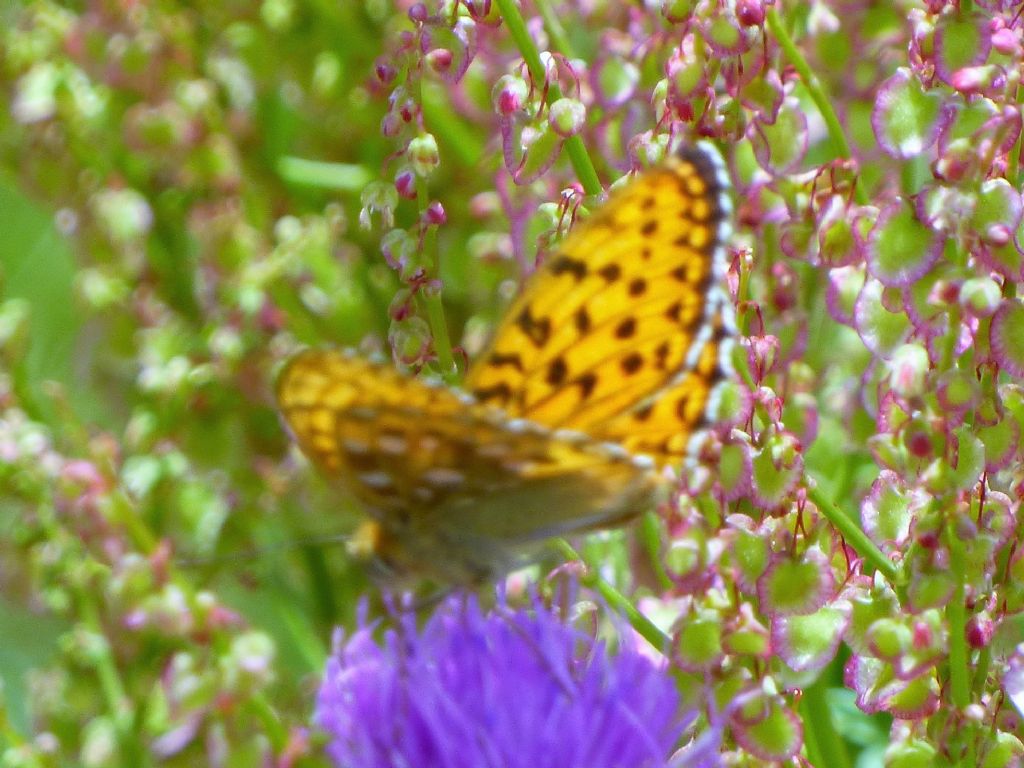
xmin=316 ymin=595 xmax=688 ymax=768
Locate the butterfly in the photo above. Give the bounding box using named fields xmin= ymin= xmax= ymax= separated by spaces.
xmin=276 ymin=142 xmax=734 ymax=585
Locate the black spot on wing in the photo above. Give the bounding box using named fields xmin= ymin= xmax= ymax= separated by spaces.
xmin=621 ymin=353 xmax=643 ymax=375
xmin=516 ymin=307 xmax=552 ymax=347
xmin=546 ymin=357 xmax=568 ymax=385
xmin=487 ymin=352 xmax=524 ymax=370
xmin=575 ymin=372 xmax=597 ymax=399
xmin=551 ymin=255 xmax=588 ymax=281
xmin=474 ymin=381 xmax=513 ymax=405
xmin=654 ymin=341 xmax=671 ymax=368
xmin=575 ymin=307 xmax=592 ymax=334
xmin=634 ymin=402 xmax=654 ymax=421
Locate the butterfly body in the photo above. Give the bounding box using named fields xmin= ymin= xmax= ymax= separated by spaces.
xmin=276 ymin=142 xmax=733 ymax=585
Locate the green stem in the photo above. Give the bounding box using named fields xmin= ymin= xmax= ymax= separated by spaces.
xmin=423 ymin=289 xmax=456 ymax=379
xmin=638 ymin=511 xmax=674 ymax=591
xmin=946 ymin=526 xmax=970 ymax=708
xmin=735 ymin=240 xmax=757 ymax=338
xmin=800 ymin=676 xmax=852 ymax=768
xmin=973 ymin=646 xmax=991 ymax=696
xmin=36 ymin=491 xmax=148 ymax=761
xmin=109 ymin=490 xmax=158 ymax=554
xmin=494 ymin=0 xmax=602 ymax=196
xmin=246 ymin=693 xmax=288 ymax=749
xmin=765 ymin=9 xmax=868 ymax=206
xmin=0 ymin=702 xmax=26 ymax=750
xmin=806 ymin=485 xmax=900 ymax=584
xmin=271 ymin=582 xmax=330 ymax=672
xmin=76 ymin=587 xmax=148 ymax=765
xmin=554 ymin=539 xmax=672 ymax=654
xmin=8 ymin=352 xmax=46 ymax=424
xmin=414 ymin=147 xmax=456 ymax=381
xmin=534 ymin=0 xmax=575 ymax=60
xmin=407 ymin=67 xmax=456 ymax=380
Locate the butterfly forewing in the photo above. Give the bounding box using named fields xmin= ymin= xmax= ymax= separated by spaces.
xmin=464 ymin=144 xmax=733 ymax=464
xmin=277 ymin=350 xmax=661 ymax=582
xmin=278 ymin=351 xmax=467 ymax=515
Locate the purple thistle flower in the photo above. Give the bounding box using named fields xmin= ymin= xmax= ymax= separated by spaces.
xmin=315 ymin=595 xmax=689 ymax=768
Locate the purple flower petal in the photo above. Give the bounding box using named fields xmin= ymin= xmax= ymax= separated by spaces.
xmin=316 ymin=595 xmax=687 ymax=768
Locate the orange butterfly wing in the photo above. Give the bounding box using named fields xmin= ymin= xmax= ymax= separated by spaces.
xmin=465 ymin=143 xmax=733 ymax=465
